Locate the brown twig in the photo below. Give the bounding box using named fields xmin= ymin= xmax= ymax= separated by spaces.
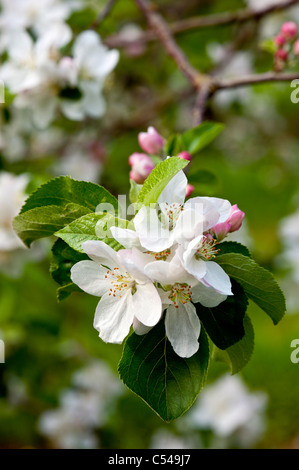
xmin=105 ymin=0 xmax=299 ymax=49
xmin=212 ymin=71 xmax=299 ymax=92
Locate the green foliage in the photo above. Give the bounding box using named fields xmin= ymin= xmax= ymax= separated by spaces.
xmin=136 ymin=157 xmax=189 ymax=207
xmin=216 ymin=253 xmax=286 ymax=324
xmin=118 ymin=320 xmax=210 ymax=422
xmin=195 ymin=280 xmax=248 ymax=350
xmin=181 ymin=122 xmax=225 ymax=155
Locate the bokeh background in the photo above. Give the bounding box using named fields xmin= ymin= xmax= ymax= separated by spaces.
xmin=0 ymin=0 xmax=299 ymax=449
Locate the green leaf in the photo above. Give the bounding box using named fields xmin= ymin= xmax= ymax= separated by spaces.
xmin=129 ymin=179 xmax=143 ymax=204
xmin=216 ymin=241 xmax=252 ymax=258
xmin=118 ymin=320 xmax=210 ymax=422
xmin=216 ymin=253 xmax=286 ymax=325
xmin=187 ymin=169 xmax=219 ymax=196
xmin=13 ymin=204 xmax=89 ymax=247
xmin=212 ymin=315 xmax=254 ymax=375
xmin=50 ymin=239 xmax=88 ymax=301
xmin=136 ymin=157 xmax=189 ymax=207
xmin=55 ymin=212 xmax=134 ymax=253
xmin=20 ymin=175 xmax=119 ymax=215
xmin=194 ymin=280 xmax=248 ymax=350
xmin=164 ymin=134 xmax=183 ymax=156
xmin=181 ymin=121 xmax=224 ymax=155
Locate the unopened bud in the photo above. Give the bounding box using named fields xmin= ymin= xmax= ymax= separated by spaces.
xmin=281 ymin=22 xmax=298 ymax=40
xmin=178 ymin=151 xmax=192 ymax=162
xmin=294 ymin=38 xmax=299 ymax=55
xmin=138 ymin=127 xmax=164 ymax=155
xmin=274 ymin=34 xmax=286 ymax=47
xmin=128 ymin=152 xmax=155 ymax=184
xmin=227 ymin=204 xmax=245 ymax=232
xmin=185 ymin=184 xmax=195 ymax=198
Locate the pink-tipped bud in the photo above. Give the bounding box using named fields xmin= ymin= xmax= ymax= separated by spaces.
xmin=178 ymin=151 xmax=192 ymax=162
xmin=275 ymin=48 xmax=288 ymax=61
xmin=294 ymin=38 xmax=299 ymax=55
xmin=185 ymin=184 xmax=195 ymax=198
xmin=281 ymin=21 xmax=298 ymax=40
xmin=211 ymin=204 xmax=245 ymax=241
xmin=274 ymin=34 xmax=286 ymax=47
xmin=128 ymin=152 xmax=155 ymax=184
xmin=212 ymin=221 xmax=232 ymax=242
xmin=138 ymin=126 xmax=165 ymax=155
xmin=227 ymin=204 xmax=245 ymax=232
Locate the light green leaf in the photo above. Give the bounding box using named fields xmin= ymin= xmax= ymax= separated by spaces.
xmin=129 ymin=179 xmax=143 ymax=204
xmin=136 ymin=157 xmax=189 ymax=207
xmin=118 ymin=320 xmax=210 ymax=422
xmin=216 ymin=253 xmax=286 ymax=325
xmin=181 ymin=121 xmax=224 ymax=155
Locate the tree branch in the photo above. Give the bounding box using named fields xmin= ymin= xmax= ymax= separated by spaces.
xmin=212 ymin=71 xmax=299 ymax=92
xmin=105 ymin=0 xmax=299 ymax=48
xmin=134 ymin=0 xmax=211 ymax=91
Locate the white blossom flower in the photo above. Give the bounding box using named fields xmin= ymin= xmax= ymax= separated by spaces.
xmin=142 ymin=251 xmax=228 ymax=358
xmin=70 ymin=241 xmax=162 ymax=344
xmin=182 ymin=374 xmax=268 ymax=447
xmin=0 ymin=171 xmax=28 ymax=251
xmin=111 ymin=170 xmax=232 ymax=253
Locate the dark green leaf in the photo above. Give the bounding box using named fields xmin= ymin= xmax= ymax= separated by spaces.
xmin=195 ymin=280 xmax=248 ymax=350
xmin=118 ymin=320 xmax=210 ymax=422
xmin=216 ymin=253 xmax=286 ymax=324
xmin=212 ymin=315 xmax=255 ymax=374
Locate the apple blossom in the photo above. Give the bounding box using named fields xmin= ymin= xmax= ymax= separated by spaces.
xmin=294 ymin=39 xmax=299 ymax=56
xmin=128 ymin=152 xmax=155 ymax=183
xmin=211 ymin=203 xmax=245 ymax=241
xmin=70 ymin=241 xmax=162 ymax=344
xmin=281 ymin=21 xmax=298 ymax=40
xmin=143 ymin=252 xmax=228 ymax=358
xmin=138 ymin=126 xmax=165 ymax=155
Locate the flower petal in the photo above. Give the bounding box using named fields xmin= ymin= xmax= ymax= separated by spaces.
xmin=204 ymin=261 xmax=233 ymax=295
xmin=158 ymin=169 xmax=187 ymax=204
xmin=131 ymin=282 xmax=162 ymax=327
xmin=191 ymin=281 xmax=227 ymax=308
xmin=110 ymin=226 xmax=143 ymax=250
xmin=70 ymin=260 xmax=111 ymax=297
xmin=165 ymin=302 xmax=201 ymax=358
xmin=134 ymin=206 xmax=173 ymax=252
xmin=82 ymin=240 xmax=122 ymax=270
xmin=117 ymin=247 xmax=153 ymax=283
xmin=93 ymin=289 xmax=133 ymax=344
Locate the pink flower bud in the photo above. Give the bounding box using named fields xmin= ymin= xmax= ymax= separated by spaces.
xmin=128 ymin=152 xmax=155 ymax=184
xmin=294 ymin=38 xmax=299 ymax=55
xmin=281 ymin=21 xmax=298 ymax=40
xmin=275 ymin=48 xmax=288 ymax=61
xmin=274 ymin=34 xmax=286 ymax=47
xmin=212 ymin=221 xmax=232 ymax=242
xmin=178 ymin=151 xmax=192 ymax=162
xmin=185 ymin=184 xmax=195 ymax=198
xmin=138 ymin=127 xmax=165 ymax=155
xmin=211 ymin=204 xmax=245 ymax=241
xmin=227 ymin=204 xmax=245 ymax=232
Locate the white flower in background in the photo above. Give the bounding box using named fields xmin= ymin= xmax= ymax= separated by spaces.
xmin=150 ymin=429 xmax=199 ymax=450
xmin=0 ymin=0 xmax=80 ymax=46
xmin=71 ymin=241 xmax=162 ymax=344
xmin=38 ymin=359 xmax=123 ymax=449
xmin=182 ymin=374 xmax=268 ymax=448
xmin=0 ymin=172 xmax=28 ymax=251
xmin=59 ymin=30 xmax=120 ymax=121
xmin=0 ymin=27 xmax=119 ymax=127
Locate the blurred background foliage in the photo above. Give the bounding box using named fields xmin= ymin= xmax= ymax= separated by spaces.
xmin=0 ymin=0 xmax=299 ymax=449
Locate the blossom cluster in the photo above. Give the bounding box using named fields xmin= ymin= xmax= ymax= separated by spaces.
xmin=71 ymin=169 xmax=245 ymax=359
xmin=0 ymin=0 xmax=119 ymax=127
xmin=128 ymin=126 xmax=194 ymax=197
xmin=273 ymin=21 xmax=299 ymax=70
